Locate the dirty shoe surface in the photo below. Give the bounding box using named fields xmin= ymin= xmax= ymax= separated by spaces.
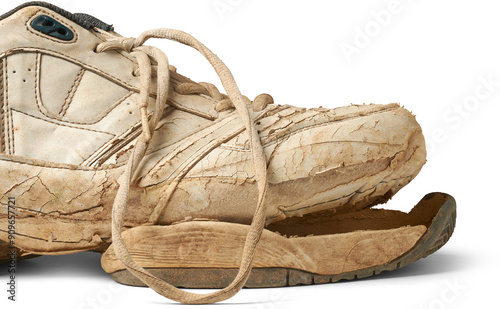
xmin=0 ymin=2 xmax=454 ymax=305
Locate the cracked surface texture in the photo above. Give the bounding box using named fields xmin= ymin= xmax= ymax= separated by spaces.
xmin=0 ymin=4 xmax=426 ymax=256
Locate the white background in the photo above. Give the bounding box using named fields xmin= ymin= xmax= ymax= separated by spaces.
xmin=1 ymin=0 xmax=499 ymax=308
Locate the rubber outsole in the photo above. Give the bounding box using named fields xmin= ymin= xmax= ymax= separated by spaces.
xmin=110 ymin=192 xmax=456 ymax=288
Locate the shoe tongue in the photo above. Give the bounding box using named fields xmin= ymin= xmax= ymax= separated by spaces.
xmin=0 ymin=1 xmax=114 ymax=31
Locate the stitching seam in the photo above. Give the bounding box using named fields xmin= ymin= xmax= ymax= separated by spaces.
xmin=0 ymin=153 xmax=119 ymax=171
xmin=34 ymin=53 xmax=135 ymax=125
xmin=9 ymin=108 xmax=14 ymax=155
xmin=11 ymin=108 xmax=115 ymax=136
xmin=59 ymin=68 xmax=85 ymax=116
xmin=1 ymin=49 xmax=216 ymax=120
xmin=0 ymin=59 xmax=4 ymax=154
xmin=4 ymin=57 xmax=11 ymax=155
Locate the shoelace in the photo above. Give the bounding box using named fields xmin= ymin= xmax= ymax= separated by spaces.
xmin=96 ymin=29 xmax=269 ymax=304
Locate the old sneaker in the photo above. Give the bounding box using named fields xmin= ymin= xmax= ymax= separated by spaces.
xmin=0 ymin=2 xmax=455 ymax=304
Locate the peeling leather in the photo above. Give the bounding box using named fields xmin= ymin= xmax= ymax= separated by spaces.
xmin=0 ymin=4 xmax=426 ymax=254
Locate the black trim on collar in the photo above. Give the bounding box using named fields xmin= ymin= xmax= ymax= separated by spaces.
xmin=0 ymin=2 xmax=114 ymax=31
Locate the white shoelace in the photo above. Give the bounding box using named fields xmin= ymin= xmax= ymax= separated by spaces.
xmin=96 ymin=29 xmax=269 ymax=304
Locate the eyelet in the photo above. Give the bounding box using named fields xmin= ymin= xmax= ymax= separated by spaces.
xmin=31 ymin=15 xmax=74 ymax=41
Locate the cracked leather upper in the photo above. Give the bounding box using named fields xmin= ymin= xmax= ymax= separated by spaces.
xmin=0 ymin=4 xmax=426 ymax=253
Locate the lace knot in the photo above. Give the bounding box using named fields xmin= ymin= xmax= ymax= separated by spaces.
xmin=96 ymin=37 xmax=139 ymax=53
xmin=103 ymin=28 xmax=269 ymax=304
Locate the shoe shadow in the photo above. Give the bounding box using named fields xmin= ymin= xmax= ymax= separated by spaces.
xmin=0 ymin=251 xmax=108 ymax=280
xmin=0 ymin=250 xmax=470 ymax=293
xmin=362 ymin=251 xmax=471 ymax=281
xmin=0 ymin=250 xmax=470 ymax=307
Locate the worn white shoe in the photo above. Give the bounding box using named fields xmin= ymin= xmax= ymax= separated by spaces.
xmin=0 ymin=2 xmax=455 ymax=304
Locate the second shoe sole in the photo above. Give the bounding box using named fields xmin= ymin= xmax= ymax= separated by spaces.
xmin=102 ymin=193 xmax=456 ymax=288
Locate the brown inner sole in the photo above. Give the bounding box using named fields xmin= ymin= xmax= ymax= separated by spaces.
xmin=266 ymin=192 xmax=448 ymax=237
xmin=110 ymin=192 xmax=456 ymax=288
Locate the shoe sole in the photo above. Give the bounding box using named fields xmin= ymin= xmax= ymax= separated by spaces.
xmin=108 ymin=192 xmax=456 ymax=288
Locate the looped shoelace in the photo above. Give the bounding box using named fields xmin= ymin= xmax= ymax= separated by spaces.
xmin=96 ymin=29 xmax=269 ymax=304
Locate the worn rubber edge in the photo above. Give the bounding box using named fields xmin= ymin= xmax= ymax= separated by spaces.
xmin=110 ymin=192 xmax=457 ymax=288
